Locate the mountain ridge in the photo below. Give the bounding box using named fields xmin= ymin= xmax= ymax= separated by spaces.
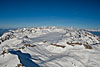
xmin=0 ymin=26 xmax=100 ymax=67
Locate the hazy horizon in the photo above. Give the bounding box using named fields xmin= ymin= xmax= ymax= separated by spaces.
xmin=0 ymin=0 xmax=100 ymax=29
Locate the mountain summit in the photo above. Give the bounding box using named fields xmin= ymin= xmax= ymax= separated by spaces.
xmin=0 ymin=26 xmax=100 ymax=67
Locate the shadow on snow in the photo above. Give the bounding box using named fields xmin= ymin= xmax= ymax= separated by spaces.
xmin=8 ymin=49 xmax=40 ymax=67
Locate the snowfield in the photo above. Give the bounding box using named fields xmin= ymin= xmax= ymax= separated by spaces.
xmin=0 ymin=26 xmax=100 ymax=67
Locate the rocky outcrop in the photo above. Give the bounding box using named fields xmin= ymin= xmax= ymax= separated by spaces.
xmin=51 ymin=43 xmax=66 ymax=48
xmin=83 ymin=44 xmax=92 ymax=49
xmin=0 ymin=33 xmax=15 ymax=44
xmin=67 ymin=42 xmax=82 ymax=46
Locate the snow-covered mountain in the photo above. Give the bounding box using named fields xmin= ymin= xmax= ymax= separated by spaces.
xmin=0 ymin=26 xmax=100 ymax=67
xmin=87 ymin=29 xmax=100 ymax=32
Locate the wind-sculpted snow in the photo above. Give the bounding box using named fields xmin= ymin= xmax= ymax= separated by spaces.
xmin=0 ymin=26 xmax=100 ymax=67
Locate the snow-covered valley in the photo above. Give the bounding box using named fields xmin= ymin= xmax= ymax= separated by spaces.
xmin=0 ymin=26 xmax=100 ymax=67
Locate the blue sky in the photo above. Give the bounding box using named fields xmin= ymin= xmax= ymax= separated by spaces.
xmin=0 ymin=0 xmax=100 ymax=29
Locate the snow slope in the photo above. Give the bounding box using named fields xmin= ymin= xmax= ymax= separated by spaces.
xmin=0 ymin=26 xmax=100 ymax=67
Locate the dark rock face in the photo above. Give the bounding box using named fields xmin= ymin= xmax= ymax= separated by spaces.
xmin=23 ymin=35 xmax=28 ymax=38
